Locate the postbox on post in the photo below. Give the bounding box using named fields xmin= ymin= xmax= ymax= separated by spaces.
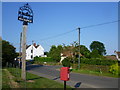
xmin=60 ymin=67 xmax=70 ymax=90
xmin=60 ymin=67 xmax=70 ymax=81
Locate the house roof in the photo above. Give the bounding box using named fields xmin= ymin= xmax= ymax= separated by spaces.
xmin=33 ymin=43 xmax=39 ymax=48
xmin=116 ymin=52 xmax=120 ymax=58
xmin=105 ymin=55 xmax=117 ymax=60
xmin=26 ymin=43 xmax=40 ymax=49
xmin=34 ymin=45 xmax=39 ymax=48
xmin=61 ymin=46 xmax=82 ymax=57
xmin=114 ymin=51 xmax=120 ymax=60
xmin=26 ymin=45 xmax=31 ymax=49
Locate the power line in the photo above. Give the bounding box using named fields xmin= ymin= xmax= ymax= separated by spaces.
xmin=13 ymin=20 xmax=119 ymax=46
xmin=38 ymin=20 xmax=119 ymax=41
xmin=39 ymin=29 xmax=76 ymax=41
xmin=81 ymin=20 xmax=119 ymax=29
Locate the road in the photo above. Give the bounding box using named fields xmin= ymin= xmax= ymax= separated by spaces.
xmin=26 ymin=64 xmax=118 ymax=88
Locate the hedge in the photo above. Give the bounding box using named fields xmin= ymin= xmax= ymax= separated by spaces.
xmin=77 ymin=58 xmax=117 ymax=66
xmin=34 ymin=56 xmax=55 ymax=62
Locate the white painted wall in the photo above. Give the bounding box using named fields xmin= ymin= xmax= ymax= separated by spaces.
xmin=114 ymin=51 xmax=120 ymax=61
xmin=26 ymin=44 xmax=45 ymax=60
xmin=60 ymin=53 xmax=66 ymax=63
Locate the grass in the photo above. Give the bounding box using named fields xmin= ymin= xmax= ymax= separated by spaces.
xmin=6 ymin=67 xmax=71 ymax=88
xmin=0 ymin=69 xmax=2 ymax=89
xmin=71 ymin=64 xmax=119 ymax=78
xmin=2 ymin=69 xmax=11 ymax=88
xmin=72 ymin=69 xmax=119 ymax=78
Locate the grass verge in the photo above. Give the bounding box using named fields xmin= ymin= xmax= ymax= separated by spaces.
xmin=2 ymin=69 xmax=11 ymax=88
xmin=71 ymin=64 xmax=119 ymax=78
xmin=6 ymin=67 xmax=71 ymax=88
xmin=72 ymin=69 xmax=119 ymax=78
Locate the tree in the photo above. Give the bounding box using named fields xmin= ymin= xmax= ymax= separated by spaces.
xmin=0 ymin=37 xmax=2 ymax=66
xmin=90 ymin=49 xmax=101 ymax=58
xmin=70 ymin=41 xmax=90 ymax=58
xmin=80 ymin=45 xmax=90 ymax=58
xmin=2 ymin=40 xmax=18 ymax=67
xmin=57 ymin=45 xmax=63 ymax=52
xmin=90 ymin=41 xmax=106 ymax=55
xmin=48 ymin=45 xmax=63 ymax=62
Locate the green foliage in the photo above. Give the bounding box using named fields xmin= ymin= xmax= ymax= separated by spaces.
xmin=70 ymin=42 xmax=90 ymax=58
xmin=47 ymin=41 xmax=107 ymax=64
xmin=62 ymin=58 xmax=71 ymax=67
xmin=90 ymin=41 xmax=106 ymax=55
xmin=34 ymin=56 xmax=54 ymax=62
xmin=90 ymin=49 xmax=101 ymax=58
xmin=79 ymin=58 xmax=117 ymax=66
xmin=80 ymin=45 xmax=90 ymax=58
xmin=2 ymin=69 xmax=11 ymax=88
xmin=2 ymin=40 xmax=18 ymax=67
xmin=48 ymin=45 xmax=63 ymax=62
xmin=109 ymin=63 xmax=119 ymax=75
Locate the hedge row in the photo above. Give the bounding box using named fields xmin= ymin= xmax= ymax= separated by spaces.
xmin=80 ymin=58 xmax=117 ymax=66
xmin=34 ymin=57 xmax=55 ymax=62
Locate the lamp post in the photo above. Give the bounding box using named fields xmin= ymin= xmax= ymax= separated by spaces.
xmin=18 ymin=3 xmax=33 ymax=80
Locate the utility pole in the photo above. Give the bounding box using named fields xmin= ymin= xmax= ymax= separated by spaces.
xmin=32 ymin=40 xmax=34 ymax=59
xmin=19 ymin=32 xmax=22 ymax=57
xmin=18 ymin=3 xmax=33 ymax=80
xmin=77 ymin=27 xmax=80 ymax=69
xmin=19 ymin=32 xmax=22 ymax=69
xmin=21 ymin=24 xmax=27 ymax=80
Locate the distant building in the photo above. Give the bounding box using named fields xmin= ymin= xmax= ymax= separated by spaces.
xmin=60 ymin=46 xmax=82 ymax=63
xmin=105 ymin=55 xmax=117 ymax=60
xmin=26 ymin=43 xmax=45 ymax=60
xmin=114 ymin=50 xmax=120 ymax=61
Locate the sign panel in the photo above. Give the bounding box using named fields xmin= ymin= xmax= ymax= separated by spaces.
xmin=18 ymin=3 xmax=33 ymax=23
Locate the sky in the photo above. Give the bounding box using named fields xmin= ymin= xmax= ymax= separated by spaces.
xmin=2 ymin=2 xmax=118 ymax=55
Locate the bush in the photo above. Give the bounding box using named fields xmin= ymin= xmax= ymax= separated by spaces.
xmin=109 ymin=63 xmax=120 ymax=75
xmin=34 ymin=56 xmax=55 ymax=62
xmin=62 ymin=58 xmax=71 ymax=67
xmin=79 ymin=58 xmax=117 ymax=66
xmin=90 ymin=49 xmax=101 ymax=58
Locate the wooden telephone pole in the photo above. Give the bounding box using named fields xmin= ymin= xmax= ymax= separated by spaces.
xmin=21 ymin=25 xmax=27 ymax=80
xmin=19 ymin=32 xmax=22 ymax=57
xmin=77 ymin=27 xmax=80 ymax=69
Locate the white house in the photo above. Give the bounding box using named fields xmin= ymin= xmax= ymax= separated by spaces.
xmin=26 ymin=43 xmax=45 ymax=60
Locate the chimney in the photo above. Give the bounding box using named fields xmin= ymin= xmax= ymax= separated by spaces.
xmin=33 ymin=43 xmax=36 ymax=47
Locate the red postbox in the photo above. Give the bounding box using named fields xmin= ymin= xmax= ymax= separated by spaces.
xmin=60 ymin=67 xmax=70 ymax=81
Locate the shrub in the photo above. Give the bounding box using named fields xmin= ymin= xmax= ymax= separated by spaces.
xmin=34 ymin=57 xmax=55 ymax=62
xmin=109 ymin=63 xmax=120 ymax=75
xmin=62 ymin=58 xmax=71 ymax=67
xmin=90 ymin=49 xmax=101 ymax=58
xmin=78 ymin=58 xmax=117 ymax=66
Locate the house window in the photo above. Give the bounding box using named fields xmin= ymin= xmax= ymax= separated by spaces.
xmin=31 ymin=50 xmax=33 ymax=53
xmin=31 ymin=55 xmax=33 ymax=59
